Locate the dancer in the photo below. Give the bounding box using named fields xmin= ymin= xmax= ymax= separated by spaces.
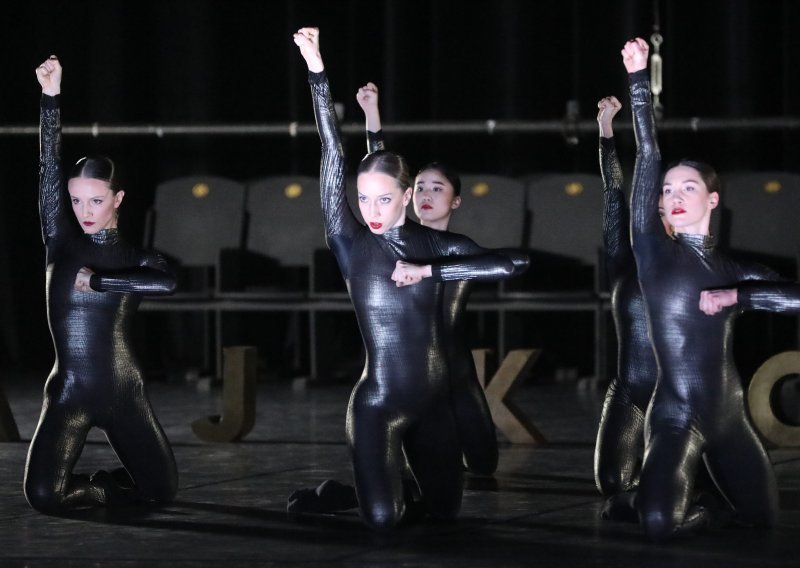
xmin=624 ymin=38 xmax=780 ymax=542
xmin=357 ymin=81 xmax=531 ymax=475
xmin=25 ymin=55 xmax=178 ymax=513
xmin=593 ymin=95 xmax=660 ymax=509
xmin=292 ymin=28 xmax=527 ymax=530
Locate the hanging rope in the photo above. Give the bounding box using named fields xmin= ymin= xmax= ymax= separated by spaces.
xmin=650 ymin=0 xmax=664 ymax=119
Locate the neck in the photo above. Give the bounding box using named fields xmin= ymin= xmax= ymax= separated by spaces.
xmin=422 ymin=219 xmax=449 ymax=231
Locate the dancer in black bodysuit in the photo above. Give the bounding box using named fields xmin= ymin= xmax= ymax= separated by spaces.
xmin=292 ymin=28 xmax=527 ymax=530
xmin=624 ymin=38 xmax=780 ymax=542
xmin=357 ymin=83 xmax=530 ymax=475
xmin=24 ymin=56 xmax=178 ymax=513
xmin=593 ymin=95 xmax=660 ymax=508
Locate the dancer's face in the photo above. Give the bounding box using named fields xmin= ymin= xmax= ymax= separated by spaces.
xmin=357 ymin=171 xmax=412 ymax=235
xmin=661 ymin=165 xmax=718 ymax=235
xmin=413 ymin=168 xmax=461 ymax=231
xmin=68 ymin=177 xmax=124 ymax=234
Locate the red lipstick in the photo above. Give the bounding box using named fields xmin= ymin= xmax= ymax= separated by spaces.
xmin=369 ymin=222 xmax=382 ymax=230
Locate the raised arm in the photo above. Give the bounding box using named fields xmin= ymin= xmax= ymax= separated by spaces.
xmin=597 ymin=96 xmax=633 ymax=280
xmin=293 ymin=28 xmax=360 ymax=244
xmin=356 ymin=82 xmax=385 ymax=154
xmin=37 ymin=55 xmax=73 ymax=245
xmin=624 ymin=39 xmax=663 ymax=246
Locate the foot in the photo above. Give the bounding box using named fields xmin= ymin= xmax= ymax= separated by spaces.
xmin=287 ymin=479 xmax=358 ymax=513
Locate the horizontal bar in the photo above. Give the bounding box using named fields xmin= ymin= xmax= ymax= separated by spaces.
xmin=2 ymin=117 xmax=799 ymax=138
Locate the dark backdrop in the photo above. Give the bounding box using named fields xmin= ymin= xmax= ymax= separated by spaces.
xmin=1 ymin=0 xmax=798 ymax=373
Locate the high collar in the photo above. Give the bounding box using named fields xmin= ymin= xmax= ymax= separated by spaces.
xmin=675 ymin=231 xmax=716 ymax=259
xmin=86 ymin=228 xmax=122 ymax=246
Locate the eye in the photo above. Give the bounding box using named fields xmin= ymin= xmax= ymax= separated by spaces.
xmin=662 ymin=188 xmax=671 ymax=195
xmin=379 ymin=196 xmax=391 ymax=204
xmin=93 ymin=198 xmax=104 ymax=205
xmin=685 ymin=185 xmax=695 ymax=192
xmin=71 ymin=198 xmax=79 ymax=205
xmin=358 ymin=195 xmax=367 ymax=203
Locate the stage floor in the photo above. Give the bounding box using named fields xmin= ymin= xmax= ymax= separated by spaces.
xmin=0 ymin=371 xmax=798 ymax=567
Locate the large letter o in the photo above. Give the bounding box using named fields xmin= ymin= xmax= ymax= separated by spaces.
xmin=748 ymin=351 xmax=800 ymax=447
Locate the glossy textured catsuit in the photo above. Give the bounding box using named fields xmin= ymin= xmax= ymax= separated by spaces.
xmin=628 ymin=70 xmax=779 ymax=541
xmin=594 ymin=136 xmax=658 ymax=495
xmin=366 ymin=133 xmax=529 ymax=475
xmin=24 ymin=94 xmax=178 ymax=513
xmin=311 ymin=70 xmax=522 ymax=529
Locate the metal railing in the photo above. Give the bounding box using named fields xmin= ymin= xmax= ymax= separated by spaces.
xmin=2 ymin=117 xmax=799 ymax=138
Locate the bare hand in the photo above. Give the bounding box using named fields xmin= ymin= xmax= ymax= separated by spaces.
xmin=597 ymin=96 xmax=622 ymax=138
xmin=699 ymin=289 xmax=738 ymax=315
xmin=36 ymin=55 xmax=62 ymax=96
xmin=356 ymin=82 xmax=379 ymax=112
xmin=621 ymin=37 xmax=649 ymax=74
xmin=391 ymin=261 xmax=431 ymax=287
xmin=74 ymin=267 xmax=95 ymax=293
xmin=292 ymin=27 xmax=324 ymax=73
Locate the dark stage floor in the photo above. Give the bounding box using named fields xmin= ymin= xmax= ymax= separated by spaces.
xmin=0 ymin=370 xmax=798 ymax=567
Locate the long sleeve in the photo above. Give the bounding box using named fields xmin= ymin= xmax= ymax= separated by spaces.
xmin=89 ymin=252 xmax=177 ymax=296
xmin=309 ymin=70 xmax=361 ymax=243
xmin=600 ymin=136 xmax=634 ymax=282
xmin=738 ymin=281 xmax=800 ymax=313
xmin=430 ymin=233 xmax=529 ymax=282
xmin=367 ymin=129 xmax=385 ymax=154
xmin=628 ymin=70 xmax=663 ymax=274
xmin=39 ymin=94 xmax=73 ymax=245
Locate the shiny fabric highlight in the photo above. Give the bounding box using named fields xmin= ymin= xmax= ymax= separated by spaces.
xmin=628 ymin=71 xmax=779 ymax=542
xmin=311 ymin=71 xmax=524 ymax=530
xmin=24 ymin=94 xmax=178 ymax=513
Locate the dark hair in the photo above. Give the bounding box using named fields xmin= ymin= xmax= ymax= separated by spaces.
xmin=415 ymin=162 xmax=461 ymax=197
xmin=69 ymin=155 xmax=121 ymax=193
xmin=357 ymin=150 xmax=411 ymax=191
xmin=662 ymin=159 xmax=721 ymax=198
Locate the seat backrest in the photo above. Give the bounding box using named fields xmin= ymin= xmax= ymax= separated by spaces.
xmin=245 ymin=175 xmax=326 ymax=267
xmin=525 ymin=173 xmax=605 ymax=264
xmin=150 ymin=175 xmax=246 ymax=266
xmin=439 ymin=174 xmax=527 ymax=249
xmin=518 ymin=173 xmax=605 ymax=291
xmin=722 ymin=171 xmax=800 ymax=267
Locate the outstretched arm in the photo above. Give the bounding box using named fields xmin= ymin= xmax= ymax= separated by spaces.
xmin=294 ymin=28 xmax=360 ymax=248
xmin=597 ymin=96 xmax=633 ymax=280
xmin=37 ymin=55 xmax=73 ymax=244
xmin=76 ymin=253 xmax=177 ymax=296
xmin=700 ymin=281 xmax=800 ymax=315
xmin=624 ymin=38 xmax=663 ymax=271
xmin=356 ymin=82 xmax=385 ymax=153
xmin=391 ymin=235 xmax=530 ymax=287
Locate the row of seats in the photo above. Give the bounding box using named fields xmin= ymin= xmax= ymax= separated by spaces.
xmin=144 ymin=170 xmax=800 ymax=298
xmin=141 ymin=171 xmax=800 ymax=381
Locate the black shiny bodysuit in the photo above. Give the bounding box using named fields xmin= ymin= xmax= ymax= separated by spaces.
xmin=628 ymin=71 xmax=779 ymax=541
xmin=366 ymin=133 xmax=529 ymax=475
xmin=594 ymin=136 xmax=658 ymax=496
xmin=310 ymin=71 xmax=524 ymax=530
xmin=24 ymin=94 xmax=178 ymax=513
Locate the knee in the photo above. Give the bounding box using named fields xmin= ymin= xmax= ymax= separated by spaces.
xmin=360 ymin=502 xmax=403 ymax=532
xmin=145 ymin=471 xmax=178 ymax=504
xmin=359 ymin=500 xmax=405 ymax=532
xmin=24 ymin=478 xmax=62 ymax=514
xmin=641 ymin=509 xmax=677 ymax=543
xmin=135 ymin=462 xmax=178 ymax=504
